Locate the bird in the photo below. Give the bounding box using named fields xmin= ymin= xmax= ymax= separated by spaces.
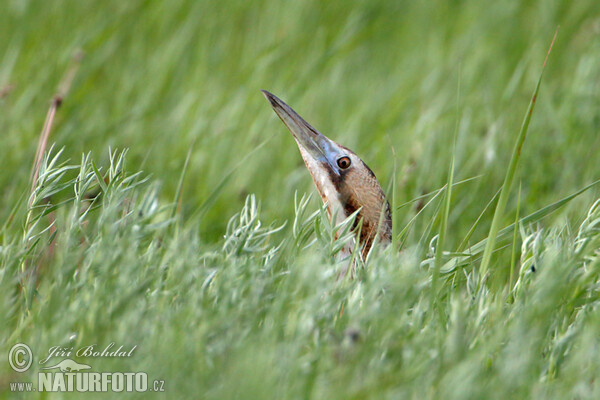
xmin=261 ymin=90 xmax=392 ymax=260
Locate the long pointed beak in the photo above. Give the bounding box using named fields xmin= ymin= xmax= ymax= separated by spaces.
xmin=261 ymin=90 xmax=340 ymax=175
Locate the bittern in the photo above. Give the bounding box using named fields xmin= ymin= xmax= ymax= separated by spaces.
xmin=262 ymin=90 xmax=392 ymax=259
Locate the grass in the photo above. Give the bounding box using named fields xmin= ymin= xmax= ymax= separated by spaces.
xmin=479 ymin=29 xmax=557 ymax=282
xmin=2 ymin=0 xmax=600 ymax=398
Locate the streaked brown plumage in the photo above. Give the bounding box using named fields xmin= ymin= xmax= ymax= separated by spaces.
xmin=261 ymin=90 xmax=392 ymax=259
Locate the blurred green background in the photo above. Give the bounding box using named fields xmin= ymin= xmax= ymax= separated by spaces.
xmin=2 ymin=0 xmax=599 ymax=243
xmin=3 ymin=1 xmax=600 ymax=398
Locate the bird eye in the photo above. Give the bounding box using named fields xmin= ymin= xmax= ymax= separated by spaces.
xmin=337 ymin=156 xmax=351 ymax=169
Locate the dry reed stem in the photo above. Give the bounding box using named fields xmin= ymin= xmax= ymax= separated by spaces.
xmin=29 ymin=50 xmax=84 ymax=205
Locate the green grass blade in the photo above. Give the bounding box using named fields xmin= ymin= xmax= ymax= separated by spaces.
xmin=171 ymin=145 xmax=193 ymax=220
xmin=391 ymin=150 xmax=399 ymax=252
xmin=441 ymin=177 xmax=600 ymax=273
xmin=457 ymin=186 xmax=502 ymax=252
xmin=432 ymin=153 xmax=454 ymax=301
xmin=509 ymin=183 xmax=522 ymax=289
xmin=479 ymin=29 xmax=558 ymax=279
xmin=91 ymin=161 xmax=108 ymax=193
xmin=396 ymin=176 xmax=482 ymax=210
xmin=397 ymin=184 xmax=446 ymax=247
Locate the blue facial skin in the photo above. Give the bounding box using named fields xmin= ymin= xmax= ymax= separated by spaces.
xmin=312 ymin=135 xmax=344 ymax=176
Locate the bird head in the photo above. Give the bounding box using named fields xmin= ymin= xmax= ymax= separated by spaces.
xmin=262 ymin=90 xmax=392 ymax=257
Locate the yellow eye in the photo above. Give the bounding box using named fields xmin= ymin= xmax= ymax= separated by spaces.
xmin=337 ymin=156 xmax=351 ymax=169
